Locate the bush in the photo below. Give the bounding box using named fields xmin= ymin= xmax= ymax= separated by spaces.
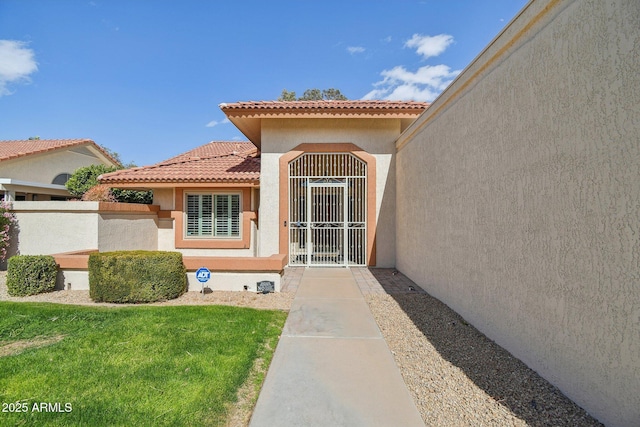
xmin=66 ymin=164 xmax=153 ymax=204
xmin=66 ymin=164 xmax=118 ymax=199
xmin=6 ymin=255 xmax=58 ymax=296
xmin=0 ymin=201 xmax=17 ymax=261
xmin=89 ymin=251 xmax=187 ymax=303
xmin=81 ymin=184 xmax=117 ymax=202
xmin=112 ymin=188 xmax=153 ymax=204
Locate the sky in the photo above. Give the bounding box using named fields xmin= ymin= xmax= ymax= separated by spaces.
xmin=0 ymin=0 xmax=529 ymax=166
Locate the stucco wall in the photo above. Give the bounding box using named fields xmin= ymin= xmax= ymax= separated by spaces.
xmin=152 ymin=188 xmax=174 ymax=210
xmin=260 ymin=118 xmax=400 ymax=267
xmin=186 ymin=271 xmax=281 ymax=292
xmin=13 ymin=203 xmax=98 ymax=254
xmin=12 ymin=202 xmax=159 ymax=255
xmin=395 ymin=1 xmax=639 ymax=426
xmin=98 ymin=214 xmax=158 ymax=252
xmin=0 ymin=148 xmax=106 ymax=184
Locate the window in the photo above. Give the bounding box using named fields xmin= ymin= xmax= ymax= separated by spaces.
xmin=52 ymin=173 xmax=72 ymax=185
xmin=186 ymin=193 xmax=240 ymax=238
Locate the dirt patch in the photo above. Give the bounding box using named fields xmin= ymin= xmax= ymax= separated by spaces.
xmin=0 ymin=335 xmax=65 ymax=357
xmin=224 ymin=332 xmax=277 ymax=426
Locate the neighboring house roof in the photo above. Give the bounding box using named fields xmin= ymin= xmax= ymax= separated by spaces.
xmin=0 ymin=139 xmax=120 ymax=165
xmin=99 ymin=141 xmax=259 ymax=186
xmin=219 ymin=100 xmax=429 ymax=148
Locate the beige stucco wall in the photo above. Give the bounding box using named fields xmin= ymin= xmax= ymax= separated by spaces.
xmin=13 ymin=202 xmax=99 ymax=254
xmin=54 ymin=269 xmax=280 ymax=292
xmin=0 ymin=147 xmax=107 ymax=185
xmin=187 ymin=271 xmax=281 ymax=292
xmin=395 ymin=1 xmax=639 ymax=426
xmin=152 ymin=188 xmax=174 ymax=210
xmin=97 ymin=214 xmax=158 ymax=252
xmin=12 ymin=202 xmax=158 ymax=255
xmin=260 ymin=118 xmax=401 ymax=267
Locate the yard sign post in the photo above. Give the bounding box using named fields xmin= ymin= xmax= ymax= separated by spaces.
xmin=196 ymin=267 xmax=211 ymax=299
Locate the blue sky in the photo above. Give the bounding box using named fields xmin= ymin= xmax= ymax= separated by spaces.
xmin=0 ymin=0 xmax=528 ymax=165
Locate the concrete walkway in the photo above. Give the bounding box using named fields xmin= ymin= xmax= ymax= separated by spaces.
xmin=250 ymin=268 xmax=425 ymax=427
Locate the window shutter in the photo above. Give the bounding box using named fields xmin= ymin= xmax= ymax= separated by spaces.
xmin=214 ymin=195 xmax=229 ymax=236
xmin=214 ymin=194 xmax=241 ymax=237
xmin=201 ymin=195 xmax=212 ymax=236
xmin=231 ymin=195 xmax=240 ymax=236
xmin=186 ymin=194 xmax=212 ymax=236
xmin=186 ymin=195 xmax=199 ymax=236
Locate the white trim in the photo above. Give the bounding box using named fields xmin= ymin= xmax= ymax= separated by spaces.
xmin=0 ymin=178 xmax=69 ymax=191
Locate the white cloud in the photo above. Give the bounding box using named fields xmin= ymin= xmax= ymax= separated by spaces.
xmin=363 ymin=64 xmax=460 ymax=102
xmin=362 ymin=34 xmax=460 ymax=102
xmin=379 ymin=64 xmax=458 ymax=90
xmin=347 ymin=46 xmax=365 ymax=54
xmin=404 ymin=33 xmax=453 ymax=59
xmin=0 ymin=40 xmax=38 ymax=96
xmin=205 ymin=118 xmax=230 ymax=128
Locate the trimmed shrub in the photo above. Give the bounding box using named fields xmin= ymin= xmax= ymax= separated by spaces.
xmin=89 ymin=251 xmax=187 ymax=303
xmin=6 ymin=255 xmax=58 ymax=296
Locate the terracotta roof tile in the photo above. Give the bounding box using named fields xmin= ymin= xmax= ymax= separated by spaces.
xmin=219 ymin=100 xmax=429 ymax=111
xmin=99 ymin=141 xmax=259 ymax=185
xmin=0 ymin=139 xmax=118 ymax=164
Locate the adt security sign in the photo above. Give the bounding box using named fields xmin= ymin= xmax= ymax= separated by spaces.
xmin=196 ymin=267 xmax=211 ymax=283
xmin=196 ymin=267 xmax=211 ymax=298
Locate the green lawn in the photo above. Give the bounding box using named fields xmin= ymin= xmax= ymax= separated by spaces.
xmin=0 ymin=302 xmax=287 ymax=426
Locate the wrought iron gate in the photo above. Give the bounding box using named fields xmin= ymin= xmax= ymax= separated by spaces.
xmin=288 ymin=153 xmax=366 ymax=266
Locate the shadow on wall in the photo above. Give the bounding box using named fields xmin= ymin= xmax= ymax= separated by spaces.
xmin=368 ymin=268 xmax=603 ymax=427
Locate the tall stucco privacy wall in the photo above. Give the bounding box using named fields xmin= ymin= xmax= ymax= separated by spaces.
xmin=395 ymin=1 xmax=639 ymax=426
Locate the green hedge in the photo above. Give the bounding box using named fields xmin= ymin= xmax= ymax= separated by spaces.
xmin=6 ymin=255 xmax=58 ymax=296
xmin=89 ymin=251 xmax=187 ymax=303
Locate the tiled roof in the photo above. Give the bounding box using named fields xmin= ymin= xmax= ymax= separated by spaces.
xmin=0 ymin=139 xmax=118 ymax=164
xmin=219 ymin=100 xmax=429 ymax=149
xmin=99 ymin=141 xmax=260 ymax=185
xmin=220 ymin=100 xmax=429 ymax=113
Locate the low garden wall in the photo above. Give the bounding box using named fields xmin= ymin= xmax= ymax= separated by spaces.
xmin=11 ymin=201 xmax=159 ymax=255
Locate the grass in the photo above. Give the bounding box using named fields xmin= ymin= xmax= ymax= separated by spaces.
xmin=0 ymin=301 xmax=287 ymax=426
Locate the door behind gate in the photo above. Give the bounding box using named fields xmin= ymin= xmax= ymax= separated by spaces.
xmin=309 ymin=181 xmax=345 ymax=265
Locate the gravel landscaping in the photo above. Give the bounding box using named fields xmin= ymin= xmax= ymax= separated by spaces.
xmin=362 ymin=269 xmax=603 ymax=427
xmin=0 ymin=268 xmax=604 ymax=426
xmin=0 ymin=271 xmax=293 ymax=311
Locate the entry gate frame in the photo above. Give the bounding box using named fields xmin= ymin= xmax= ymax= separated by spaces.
xmin=288 ymin=152 xmax=367 ymax=267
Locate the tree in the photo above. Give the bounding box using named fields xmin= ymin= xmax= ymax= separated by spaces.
xmin=322 ymin=88 xmax=348 ymax=100
xmin=277 ymin=87 xmax=348 ymax=101
xmin=299 ymin=88 xmax=323 ymax=100
xmin=65 ymin=164 xmax=117 ymax=198
xmin=278 ymin=89 xmax=297 ymax=101
xmin=66 ymin=164 xmax=153 ymax=204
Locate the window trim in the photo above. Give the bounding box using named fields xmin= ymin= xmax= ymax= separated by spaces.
xmin=174 ymin=187 xmax=253 ymax=249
